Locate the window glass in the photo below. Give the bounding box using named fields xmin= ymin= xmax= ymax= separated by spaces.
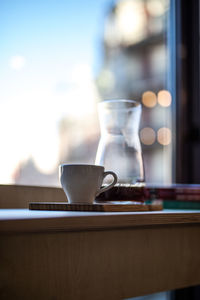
xmin=0 ymin=0 xmax=172 ymax=186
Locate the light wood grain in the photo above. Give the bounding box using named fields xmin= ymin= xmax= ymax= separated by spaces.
xmin=1 ymin=224 xmax=200 ymax=299
xmin=0 ymin=184 xmax=67 ymax=208
xmin=1 ymin=209 xmax=200 ymax=233
xmin=2 ymin=185 xmax=200 ymax=299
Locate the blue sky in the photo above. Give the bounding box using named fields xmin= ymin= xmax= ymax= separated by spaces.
xmin=0 ymin=0 xmax=113 ymax=181
xmin=0 ymin=0 xmax=112 ymax=74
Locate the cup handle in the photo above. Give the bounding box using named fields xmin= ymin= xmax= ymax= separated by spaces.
xmin=96 ymin=171 xmax=118 ymax=196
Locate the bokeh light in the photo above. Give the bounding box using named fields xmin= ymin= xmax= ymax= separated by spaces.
xmin=116 ymin=0 xmax=147 ymax=45
xmin=157 ymin=127 xmax=171 ymax=145
xmin=9 ymin=55 xmax=26 ymax=70
xmin=146 ymin=0 xmax=167 ymax=17
xmin=140 ymin=127 xmax=156 ymax=145
xmin=142 ymin=91 xmax=157 ymax=107
xmin=157 ymin=90 xmax=172 ymax=107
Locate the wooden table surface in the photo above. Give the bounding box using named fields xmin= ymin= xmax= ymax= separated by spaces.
xmin=1 ymin=208 xmax=200 ymax=232
xmin=1 ymin=209 xmax=200 ymax=299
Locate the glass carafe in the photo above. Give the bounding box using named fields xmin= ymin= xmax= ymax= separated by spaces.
xmin=95 ymin=99 xmax=145 ymax=185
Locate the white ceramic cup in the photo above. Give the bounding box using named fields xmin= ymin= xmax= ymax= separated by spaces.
xmin=59 ymin=164 xmax=118 ymax=204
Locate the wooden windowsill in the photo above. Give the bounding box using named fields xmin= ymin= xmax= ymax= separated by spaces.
xmin=1 ymin=184 xmax=200 ymax=234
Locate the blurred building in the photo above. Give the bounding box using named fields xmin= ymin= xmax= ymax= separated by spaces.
xmin=13 ymin=158 xmax=59 ymax=186
xmin=97 ymin=0 xmax=172 ymax=184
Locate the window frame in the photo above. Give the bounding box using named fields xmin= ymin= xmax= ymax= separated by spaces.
xmin=172 ymin=0 xmax=200 ymax=183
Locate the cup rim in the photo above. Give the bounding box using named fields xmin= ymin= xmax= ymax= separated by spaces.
xmin=59 ymin=163 xmax=104 ymax=169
